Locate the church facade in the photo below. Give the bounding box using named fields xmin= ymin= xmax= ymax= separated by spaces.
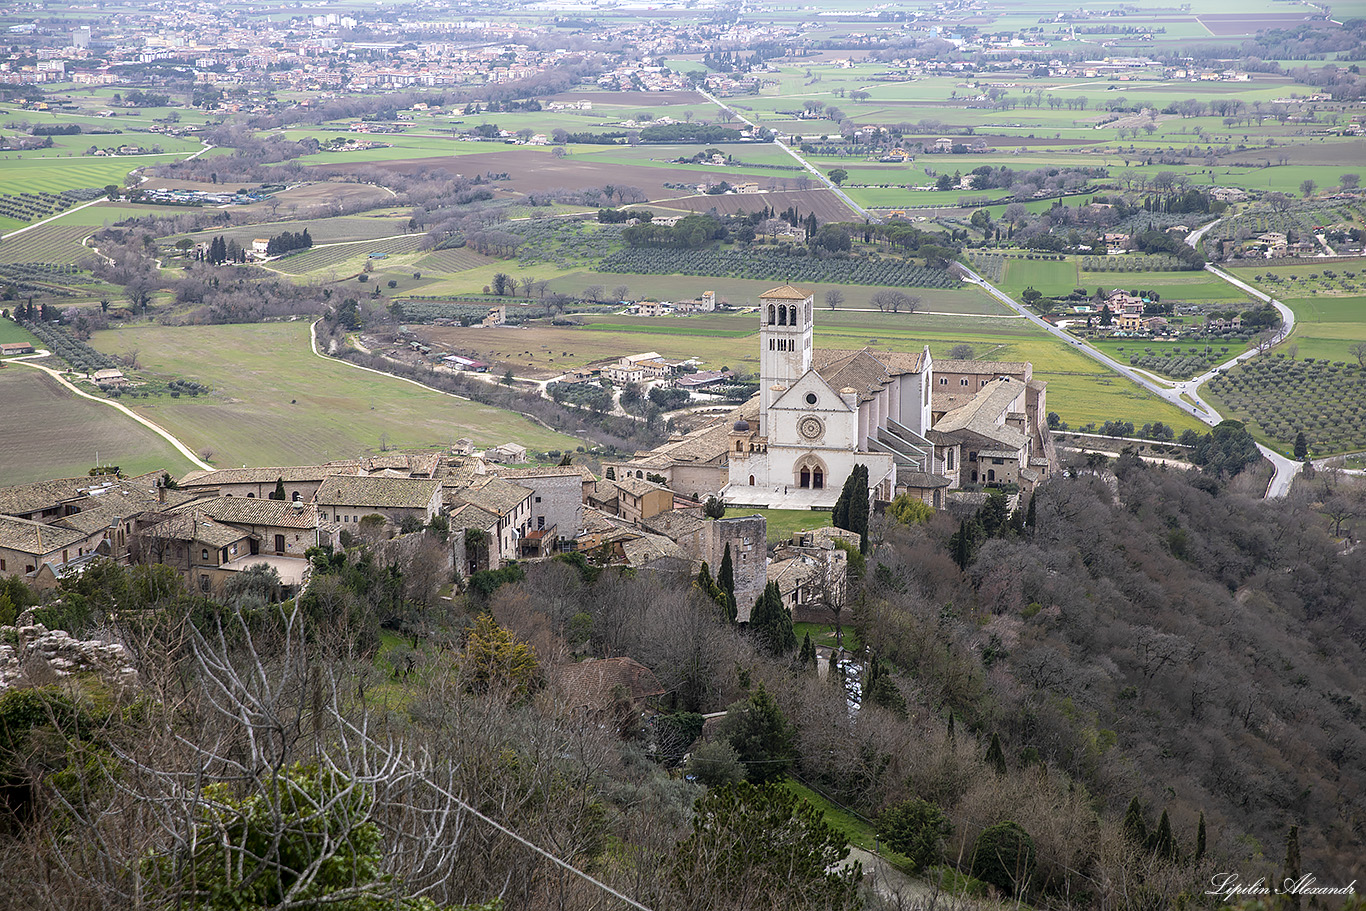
xmin=605 ymin=284 xmax=1055 ymax=510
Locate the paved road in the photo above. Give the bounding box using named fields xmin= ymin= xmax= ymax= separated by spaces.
xmin=695 ymin=88 xmax=879 ymax=222
xmin=958 ymin=262 xmax=1299 ymax=497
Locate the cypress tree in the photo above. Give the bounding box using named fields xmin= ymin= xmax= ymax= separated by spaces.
xmin=718 ymin=543 xmax=737 ymax=623
xmin=271 ymin=477 xmax=286 ymax=500
xmin=1025 ymin=491 xmax=1037 ymax=531
xmin=1151 ymin=809 xmax=1175 ymax=860
xmin=985 ymin=733 xmax=1007 ymax=775
xmin=946 ymin=712 xmax=956 ymax=742
xmin=799 ymin=632 xmax=816 ymax=669
xmin=1194 ymin=811 xmax=1206 ymax=864
xmin=1123 ymin=797 xmax=1148 ymax=847
xmin=1282 ymin=824 xmax=1301 ymax=909
xmin=750 ymin=581 xmax=796 ymax=655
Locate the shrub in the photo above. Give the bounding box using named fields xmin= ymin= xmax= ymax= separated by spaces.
xmin=971 ymin=821 xmax=1036 ymax=897
xmin=877 ymin=799 xmax=950 ymax=871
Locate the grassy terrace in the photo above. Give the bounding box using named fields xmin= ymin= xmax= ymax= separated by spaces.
xmin=88 ymin=321 xmax=579 ymax=468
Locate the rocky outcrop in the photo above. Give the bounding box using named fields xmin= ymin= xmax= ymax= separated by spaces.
xmin=0 ymin=617 xmax=138 ymax=691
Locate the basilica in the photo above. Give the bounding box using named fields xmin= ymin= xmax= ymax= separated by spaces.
xmin=605 ymin=284 xmax=1055 ymax=510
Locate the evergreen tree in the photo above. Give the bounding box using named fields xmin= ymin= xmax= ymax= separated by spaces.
xmin=832 ymin=464 xmax=870 ymax=553
xmin=798 ymin=632 xmax=816 ymax=670
xmin=1294 ymin=431 xmax=1308 ymax=461
xmin=1025 ymin=491 xmax=1037 ymax=531
xmin=946 ymin=712 xmax=955 ymax=742
xmin=558 ymin=452 xmax=573 ymax=466
xmin=718 ymin=543 xmax=737 ymax=622
xmin=1123 ymin=797 xmax=1148 ymax=847
xmin=721 ymin=683 xmax=797 ymax=784
xmin=1195 ymin=811 xmax=1206 ymax=864
xmin=750 ymin=581 xmax=796 ymax=656
xmin=271 ymin=477 xmax=286 ymax=501
xmin=1151 ymin=809 xmax=1176 ymax=860
xmin=1282 ymin=824 xmax=1301 ymax=909
xmin=985 ymin=732 xmax=1007 ymax=775
xmin=696 ymin=562 xmax=731 ymax=619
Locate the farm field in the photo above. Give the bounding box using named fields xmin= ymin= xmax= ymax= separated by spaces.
xmin=1227 ymin=264 xmax=1366 ymax=363
xmin=0 ymin=224 xmax=97 ymax=265
xmin=86 ymin=321 xmax=579 ymax=468
xmin=0 ymin=365 xmax=197 ymax=484
xmin=422 ymin=307 xmax=1206 ymax=432
xmin=167 ymin=213 xmax=414 ymax=249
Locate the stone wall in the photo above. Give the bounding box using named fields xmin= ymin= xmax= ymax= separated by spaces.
xmin=0 ymin=615 xmax=138 ymax=692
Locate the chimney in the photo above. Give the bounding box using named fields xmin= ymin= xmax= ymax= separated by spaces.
xmin=840 ymin=386 xmax=859 ymax=412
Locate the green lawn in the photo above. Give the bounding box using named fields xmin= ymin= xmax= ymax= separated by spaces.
xmin=725 ymin=507 xmax=831 ymax=543
xmin=87 ymin=321 xmax=579 ymax=468
xmin=0 ymin=317 xmax=40 ymax=347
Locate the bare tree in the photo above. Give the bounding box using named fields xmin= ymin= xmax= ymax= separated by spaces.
xmin=824 ymin=289 xmax=844 ymax=310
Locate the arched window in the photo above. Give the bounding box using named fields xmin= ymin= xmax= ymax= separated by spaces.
xmin=292 ymin=491 xmax=301 ymax=501
xmin=736 ymin=441 xmax=743 ymax=452
xmin=800 ymin=467 xmax=811 ymax=488
xmin=778 ymin=305 xmax=788 ymax=325
xmin=749 ymin=475 xmax=755 ymax=486
xmin=768 ymin=304 xmax=776 ymax=324
xmin=247 ymin=492 xmax=255 ymax=498
xmin=987 ymin=469 xmax=996 ymax=482
xmin=813 ymin=467 xmax=824 ymax=489
xmin=971 ymin=470 xmax=978 ymax=483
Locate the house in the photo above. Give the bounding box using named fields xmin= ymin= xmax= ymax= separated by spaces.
xmin=674 ymin=370 xmax=732 ymax=390
xmin=315 ymin=476 xmax=443 ymax=528
xmin=771 ymin=528 xmax=851 ymax=622
xmin=493 ymin=465 xmax=590 ymax=549
xmin=485 ymin=442 xmax=527 ymax=464
xmin=251 ymin=239 xmax=269 ymax=256
xmin=634 ymin=300 xmax=667 ymax=317
xmin=604 ymin=363 xmax=645 ymax=384
xmin=934 ymin=137 xmax=953 ymax=151
xmin=0 ymin=515 xmax=106 ymax=581
xmin=178 ymin=464 xmax=362 ymax=501
xmin=137 ymin=512 xmax=255 ymax=595
xmin=642 ymin=510 xmax=767 ymax=618
xmin=90 ymin=368 xmax=126 ymax=386
xmin=170 ymin=495 xmax=320 ymax=557
xmin=0 ymin=341 xmax=34 ymax=356
xmin=589 ymin=477 xmax=673 ymax=527
xmin=445 ymin=475 xmax=533 ymax=565
xmin=481 ymin=306 xmax=506 ymax=328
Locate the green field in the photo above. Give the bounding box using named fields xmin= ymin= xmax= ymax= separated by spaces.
xmin=0 ymin=365 xmax=197 ymax=484
xmin=87 ymin=321 xmax=579 ymax=467
xmin=0 ymin=318 xmax=39 ymax=347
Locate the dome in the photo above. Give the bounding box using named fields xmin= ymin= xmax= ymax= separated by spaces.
xmin=733 ymin=419 xmax=751 ymax=432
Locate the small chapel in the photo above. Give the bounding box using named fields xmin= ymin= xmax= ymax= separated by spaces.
xmin=605 ymin=284 xmax=1055 ymax=510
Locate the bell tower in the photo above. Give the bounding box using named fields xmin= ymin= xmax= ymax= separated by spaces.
xmin=758 ymin=285 xmax=813 ymax=437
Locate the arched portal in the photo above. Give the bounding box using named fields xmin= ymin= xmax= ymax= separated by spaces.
xmin=795 ymin=455 xmax=828 ymax=490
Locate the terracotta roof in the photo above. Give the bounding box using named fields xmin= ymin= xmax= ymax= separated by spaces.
xmin=932 ymin=358 xmax=1030 ymax=376
xmin=551 ymin=657 xmax=667 ymax=712
xmin=770 ymin=555 xmax=820 ymax=593
xmin=173 ymin=496 xmax=319 ymax=529
xmin=448 ymin=476 xmax=532 ymax=517
xmin=52 ymin=502 xmax=125 ymax=534
xmin=496 ymin=465 xmax=593 ymax=481
xmin=816 ymin=349 xmax=891 ymax=403
xmin=759 ymin=284 xmax=812 ymax=301
xmin=612 ymin=476 xmax=670 ymax=498
xmin=0 ymin=516 xmax=90 ymax=555
xmin=447 ymin=502 xmax=499 ymax=530
xmin=619 ymin=532 xmax=687 ymax=566
xmin=315 ymin=476 xmax=442 ymax=509
xmin=0 ymin=471 xmax=175 ymax=519
xmin=144 ymin=513 xmax=251 ymax=548
xmin=897 ymin=469 xmax=952 ymax=489
xmin=932 ymin=378 xmax=1030 ymax=450
xmin=181 ymin=464 xmax=360 ymax=487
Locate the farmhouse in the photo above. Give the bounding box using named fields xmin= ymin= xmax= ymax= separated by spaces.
xmin=0 ymin=342 xmax=34 ymax=356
